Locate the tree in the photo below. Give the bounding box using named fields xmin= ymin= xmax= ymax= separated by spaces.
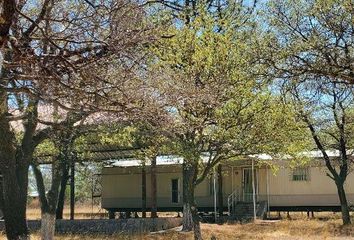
xmin=148 ymin=8 xmax=308 ymax=239
xmin=0 ymin=0 xmax=154 ymax=238
xmin=0 ymin=98 xmax=50 ymax=240
xmin=98 ymin=120 xmax=172 ymax=218
xmin=260 ymin=0 xmax=354 ymax=225
xmin=262 ymin=0 xmax=353 ymax=84
xmin=32 ymin=111 xmax=168 ymax=239
xmin=0 ymin=1 xmax=16 ymax=65
xmin=132 ymin=123 xmax=171 ymax=219
xmin=282 ymin=79 xmax=354 ymax=225
xmin=32 ymin=110 xmax=84 ymax=240
xmin=55 ymin=158 xmax=70 ymax=220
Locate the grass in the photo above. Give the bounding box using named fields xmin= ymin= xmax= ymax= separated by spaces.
xmin=14 ymin=219 xmax=354 ymax=240
xmin=26 ymin=203 xmax=107 ymax=220
xmin=26 ymin=202 xmax=178 ymax=220
xmin=2 ymin=205 xmax=354 ymax=239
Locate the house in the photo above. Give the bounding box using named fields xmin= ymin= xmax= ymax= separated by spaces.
xmin=100 ymin=151 xmax=354 ymax=219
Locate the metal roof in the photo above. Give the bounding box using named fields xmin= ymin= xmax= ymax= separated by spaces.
xmin=105 ymin=150 xmax=354 ymax=168
xmin=108 ymin=155 xmax=184 ymax=167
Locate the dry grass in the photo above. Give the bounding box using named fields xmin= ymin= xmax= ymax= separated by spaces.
xmin=14 ymin=219 xmax=354 ymax=240
xmin=2 ymin=207 xmax=354 ymax=239
xmin=26 ymin=204 xmax=107 ymax=220
xmin=26 ymin=204 xmax=178 ymax=220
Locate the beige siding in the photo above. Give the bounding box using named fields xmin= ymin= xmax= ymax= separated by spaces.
xmin=266 ymin=166 xmax=354 ymax=206
xmin=102 ymin=166 xmax=216 ymax=209
xmin=101 ymin=164 xmax=354 ymax=209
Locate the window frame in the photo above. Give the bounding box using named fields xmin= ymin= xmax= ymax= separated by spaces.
xmin=291 ymin=167 xmax=310 ymax=182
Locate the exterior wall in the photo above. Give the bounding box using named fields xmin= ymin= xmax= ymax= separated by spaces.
xmin=227 ymin=165 xmax=354 ymax=208
xmin=265 ymin=166 xmax=354 ymax=207
xmin=101 ymin=163 xmax=354 ymax=211
xmin=101 ymin=165 xmax=216 ymax=210
xmin=219 ymin=166 xmax=242 ymax=205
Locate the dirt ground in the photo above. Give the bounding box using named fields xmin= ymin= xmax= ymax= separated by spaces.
xmin=15 ymin=219 xmax=354 ymax=240
xmin=2 ymin=206 xmax=354 ymax=239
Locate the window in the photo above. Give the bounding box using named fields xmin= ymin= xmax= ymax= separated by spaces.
xmin=209 ymin=177 xmax=215 ymax=196
xmin=292 ymin=168 xmax=310 ymax=181
xmin=171 ymin=179 xmax=179 ymax=203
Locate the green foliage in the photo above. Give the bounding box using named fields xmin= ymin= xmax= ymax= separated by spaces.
xmin=263 ymin=0 xmax=353 ymax=83
xmin=33 ymin=139 xmax=59 ymax=159
xmin=98 ymin=126 xmax=136 ymax=147
xmin=147 ymin=6 xmax=311 ymax=178
xmin=75 ymin=162 xmax=103 ymax=203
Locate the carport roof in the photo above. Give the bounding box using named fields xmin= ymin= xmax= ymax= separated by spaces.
xmin=104 ymin=150 xmax=354 ymax=168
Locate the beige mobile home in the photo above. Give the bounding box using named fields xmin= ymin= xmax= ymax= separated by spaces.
xmin=101 ymin=152 xmax=354 ymax=218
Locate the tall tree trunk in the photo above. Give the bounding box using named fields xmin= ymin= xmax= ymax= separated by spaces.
xmin=0 ymin=108 xmax=29 ymax=239
xmin=33 ymin=160 xmax=63 ymax=240
xmin=1 ymin=6 xmax=30 ymax=231
xmin=2 ymin=167 xmax=29 ymax=240
xmin=141 ymin=161 xmax=146 ymax=218
xmin=56 ymin=163 xmax=69 ymax=219
xmin=0 ymin=72 xmax=42 ymax=240
xmin=191 ymin=200 xmax=202 ymax=240
xmin=182 ymin=162 xmax=193 ymax=231
xmin=150 ymin=156 xmax=158 ymax=218
xmin=41 ymin=189 xmax=61 ymax=239
xmin=217 ymin=164 xmax=223 ymax=220
xmin=41 ymin=213 xmax=56 ymax=240
xmin=182 ymin=162 xmax=202 ymax=239
xmin=336 ymin=180 xmax=351 ymax=225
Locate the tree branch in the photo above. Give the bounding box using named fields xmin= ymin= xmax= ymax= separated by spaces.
xmin=0 ymin=0 xmax=16 ymax=46
xmin=23 ymin=0 xmax=52 ymax=38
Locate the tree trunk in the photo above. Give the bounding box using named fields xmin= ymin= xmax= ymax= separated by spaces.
xmin=217 ymin=164 xmax=223 ymax=220
xmin=150 ymin=156 xmax=158 ymax=218
xmin=192 ymin=204 xmax=202 ymax=240
xmin=41 ymin=212 xmax=56 ymax=240
xmin=2 ymin=168 xmax=29 ymax=240
xmin=0 ymin=90 xmax=29 ymax=239
xmin=56 ymin=164 xmax=69 ymax=219
xmin=141 ymin=161 xmax=146 ymax=218
xmin=33 ymin=160 xmax=63 ymax=240
xmin=336 ymin=181 xmax=351 ymax=225
xmin=182 ymin=162 xmax=193 ymax=231
xmin=40 ymin=189 xmax=61 ymax=239
xmin=182 ymin=162 xmax=202 ymax=239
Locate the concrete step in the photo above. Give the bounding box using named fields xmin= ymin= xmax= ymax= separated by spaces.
xmin=228 ymin=201 xmax=267 ymax=222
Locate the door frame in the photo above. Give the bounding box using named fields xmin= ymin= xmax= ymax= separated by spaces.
xmin=242 ymin=168 xmax=259 ymax=202
xmin=171 ymin=178 xmax=180 ymax=204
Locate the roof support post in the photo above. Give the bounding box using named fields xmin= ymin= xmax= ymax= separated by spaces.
xmin=231 ymin=166 xmax=234 ymax=191
xmin=217 ymin=164 xmax=223 ymax=220
xmin=150 ymin=156 xmax=158 ymax=218
xmin=70 ymin=160 xmax=75 ymax=220
xmin=213 ymin=167 xmax=217 ymax=223
xmin=141 ymin=160 xmax=147 ymax=218
xmin=252 ymin=159 xmax=256 ymax=222
xmin=266 ymin=165 xmax=270 ymax=218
